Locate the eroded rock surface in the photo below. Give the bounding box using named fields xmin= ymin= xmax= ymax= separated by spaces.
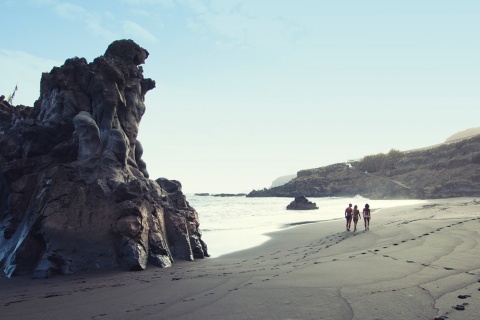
xmin=0 ymin=39 xmax=208 ymax=278
xmin=286 ymin=196 xmax=318 ymax=210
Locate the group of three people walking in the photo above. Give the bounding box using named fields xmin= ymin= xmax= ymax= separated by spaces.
xmin=344 ymin=203 xmax=370 ymax=231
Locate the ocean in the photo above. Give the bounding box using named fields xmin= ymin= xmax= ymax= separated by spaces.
xmin=186 ymin=195 xmax=426 ymax=258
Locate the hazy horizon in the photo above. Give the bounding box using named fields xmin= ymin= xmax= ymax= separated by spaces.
xmin=2 ymin=1 xmax=479 ymax=194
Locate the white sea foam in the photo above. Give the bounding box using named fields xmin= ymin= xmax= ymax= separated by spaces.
xmin=187 ymin=195 xmax=426 ymax=258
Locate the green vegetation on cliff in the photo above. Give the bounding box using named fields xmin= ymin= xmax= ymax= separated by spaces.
xmin=356 ymin=149 xmax=404 ymax=174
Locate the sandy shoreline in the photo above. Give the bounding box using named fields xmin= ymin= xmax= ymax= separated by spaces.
xmin=1 ymin=198 xmax=479 ymax=319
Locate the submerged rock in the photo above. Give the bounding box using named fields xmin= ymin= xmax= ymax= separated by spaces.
xmin=286 ymin=196 xmax=319 ymax=210
xmin=0 ymin=39 xmax=208 ymax=278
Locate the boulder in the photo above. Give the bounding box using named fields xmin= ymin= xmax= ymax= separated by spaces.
xmin=286 ymin=196 xmax=319 ymax=210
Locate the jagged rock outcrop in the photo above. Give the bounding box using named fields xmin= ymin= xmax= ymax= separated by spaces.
xmin=286 ymin=196 xmax=318 ymax=210
xmin=0 ymin=39 xmax=208 ymax=279
xmin=248 ymin=135 xmax=480 ymax=199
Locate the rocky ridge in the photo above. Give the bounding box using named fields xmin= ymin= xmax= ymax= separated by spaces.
xmin=0 ymin=40 xmax=208 ymax=278
xmin=248 ymin=135 xmax=480 ymax=199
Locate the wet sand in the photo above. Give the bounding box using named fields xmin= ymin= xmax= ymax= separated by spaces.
xmin=1 ymin=198 xmax=479 ymax=319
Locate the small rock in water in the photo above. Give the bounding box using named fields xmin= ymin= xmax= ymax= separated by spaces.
xmin=286 ymin=196 xmax=318 ymax=210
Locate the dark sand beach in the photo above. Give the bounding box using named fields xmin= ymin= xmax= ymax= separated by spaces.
xmin=1 ymin=198 xmax=479 ymax=320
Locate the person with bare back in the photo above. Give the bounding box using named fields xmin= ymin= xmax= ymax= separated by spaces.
xmin=345 ymin=203 xmax=353 ymax=231
xmin=363 ymin=203 xmax=371 ymax=230
xmin=352 ymin=204 xmax=361 ymax=232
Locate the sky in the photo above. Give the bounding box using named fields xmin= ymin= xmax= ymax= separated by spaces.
xmin=1 ymin=0 xmax=479 ymax=194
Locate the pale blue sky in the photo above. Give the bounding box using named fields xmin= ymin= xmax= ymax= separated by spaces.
xmin=1 ymin=0 xmax=479 ymax=193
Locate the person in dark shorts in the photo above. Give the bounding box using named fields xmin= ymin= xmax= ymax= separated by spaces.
xmin=345 ymin=203 xmax=353 ymax=231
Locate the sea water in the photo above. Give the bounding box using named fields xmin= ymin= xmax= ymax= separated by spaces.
xmin=187 ymin=195 xmax=426 ymax=258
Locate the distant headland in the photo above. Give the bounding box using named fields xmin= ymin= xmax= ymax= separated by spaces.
xmin=248 ymin=131 xmax=480 ymax=199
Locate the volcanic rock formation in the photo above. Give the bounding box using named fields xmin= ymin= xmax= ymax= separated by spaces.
xmin=0 ymin=39 xmax=208 ymax=278
xmin=286 ymin=196 xmax=318 ymax=210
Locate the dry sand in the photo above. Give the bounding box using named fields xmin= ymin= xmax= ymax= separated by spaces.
xmin=0 ymin=198 xmax=479 ymax=320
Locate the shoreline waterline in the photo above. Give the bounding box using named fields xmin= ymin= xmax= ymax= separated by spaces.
xmin=189 ymin=195 xmax=427 ymax=258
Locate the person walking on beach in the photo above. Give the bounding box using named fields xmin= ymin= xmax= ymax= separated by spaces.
xmin=352 ymin=204 xmax=361 ymax=232
xmin=363 ymin=204 xmax=371 ymax=230
xmin=345 ymin=203 xmax=353 ymax=231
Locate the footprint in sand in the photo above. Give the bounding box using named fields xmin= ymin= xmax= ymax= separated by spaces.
xmin=43 ymin=293 xmax=63 ymax=298
xmin=92 ymin=313 xmax=108 ymax=318
xmin=4 ymin=299 xmax=28 ymax=306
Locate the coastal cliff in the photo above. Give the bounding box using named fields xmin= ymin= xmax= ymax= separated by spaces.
xmin=0 ymin=40 xmax=208 ymax=278
xmin=248 ymin=135 xmax=480 ymax=199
